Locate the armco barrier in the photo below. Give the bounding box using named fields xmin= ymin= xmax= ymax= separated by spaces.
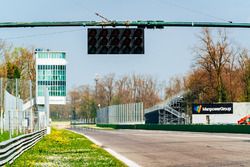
xmin=0 ymin=129 xmax=46 ymax=166
xmin=96 ymin=124 xmax=250 ymax=134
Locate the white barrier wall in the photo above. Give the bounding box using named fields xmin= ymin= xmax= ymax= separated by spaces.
xmin=4 ymin=91 xmax=23 ymax=131
xmin=192 ymin=102 xmax=250 ymax=124
xmin=97 ymin=102 xmax=144 ymax=124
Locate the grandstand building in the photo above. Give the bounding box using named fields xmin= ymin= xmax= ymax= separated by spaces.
xmin=144 ymin=92 xmax=189 ymax=124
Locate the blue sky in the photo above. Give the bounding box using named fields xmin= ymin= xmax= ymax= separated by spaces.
xmin=0 ymin=0 xmax=250 ymax=90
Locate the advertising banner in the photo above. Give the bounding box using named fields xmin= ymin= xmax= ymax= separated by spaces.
xmin=192 ymin=103 xmax=233 ymax=114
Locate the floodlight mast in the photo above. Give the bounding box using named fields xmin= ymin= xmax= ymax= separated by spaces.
xmin=0 ymin=21 xmax=250 ymax=28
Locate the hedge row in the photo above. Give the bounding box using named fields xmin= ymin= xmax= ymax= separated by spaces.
xmin=96 ymin=124 xmax=250 ymax=134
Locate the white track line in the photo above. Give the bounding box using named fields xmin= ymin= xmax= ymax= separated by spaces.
xmin=104 ymin=147 xmax=140 ymax=167
xmin=70 ymin=130 xmax=141 ymax=167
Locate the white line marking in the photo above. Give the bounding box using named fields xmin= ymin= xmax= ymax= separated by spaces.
xmin=69 ymin=129 xmax=141 ymax=167
xmin=83 ymin=134 xmax=103 ymax=147
xmin=105 ymin=148 xmax=140 ymax=167
xmin=131 ymin=131 xmax=250 ymax=140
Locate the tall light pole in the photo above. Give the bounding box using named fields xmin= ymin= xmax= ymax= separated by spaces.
xmin=94 ymin=73 xmax=100 ymax=101
xmin=94 ymin=74 xmax=100 ymax=123
xmin=159 ymin=81 xmax=166 ymax=100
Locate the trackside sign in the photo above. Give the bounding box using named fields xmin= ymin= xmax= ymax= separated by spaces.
xmin=192 ymin=103 xmax=233 ymax=114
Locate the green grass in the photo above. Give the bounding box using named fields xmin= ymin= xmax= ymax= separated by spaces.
xmin=0 ymin=131 xmax=22 ymax=142
xmin=0 ymin=131 xmax=10 ymax=142
xmin=10 ymin=128 xmax=127 ymax=167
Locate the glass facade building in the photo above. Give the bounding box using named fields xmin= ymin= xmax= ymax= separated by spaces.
xmin=35 ymin=49 xmax=67 ymax=105
xmin=37 ymin=65 xmax=66 ymax=97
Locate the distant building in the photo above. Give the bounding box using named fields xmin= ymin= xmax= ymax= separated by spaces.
xmin=35 ymin=49 xmax=66 ymax=105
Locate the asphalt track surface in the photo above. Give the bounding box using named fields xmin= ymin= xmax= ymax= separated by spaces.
xmin=70 ymin=127 xmax=250 ymax=167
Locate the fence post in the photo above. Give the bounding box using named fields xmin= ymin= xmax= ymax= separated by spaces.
xmin=9 ymin=110 xmax=12 ymax=139
xmin=29 ymin=80 xmax=33 ymax=132
xmin=15 ymin=79 xmax=18 ymax=134
xmin=141 ymin=102 xmax=144 ymax=123
xmin=44 ymin=86 xmax=50 ymax=134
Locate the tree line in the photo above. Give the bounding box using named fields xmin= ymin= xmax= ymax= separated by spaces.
xmin=0 ymin=41 xmax=35 ymax=99
xmin=68 ymin=74 xmax=161 ymax=119
xmin=1 ymin=28 xmax=250 ymax=120
xmin=165 ymin=28 xmax=250 ymax=104
xmin=69 ymin=29 xmax=250 ymax=120
xmin=0 ymin=41 xmax=35 ymax=80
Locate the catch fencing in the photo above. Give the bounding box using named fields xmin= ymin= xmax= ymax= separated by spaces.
xmin=0 ymin=78 xmax=45 ymax=140
xmin=97 ymin=102 xmax=144 ymax=124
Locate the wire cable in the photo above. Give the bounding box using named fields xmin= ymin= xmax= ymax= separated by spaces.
xmin=0 ymin=28 xmax=84 ymax=40
xmin=163 ymin=0 xmax=232 ymax=22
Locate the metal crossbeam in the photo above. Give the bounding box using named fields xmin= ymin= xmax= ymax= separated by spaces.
xmin=0 ymin=21 xmax=250 ymax=28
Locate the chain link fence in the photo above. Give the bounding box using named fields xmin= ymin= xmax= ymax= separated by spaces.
xmin=0 ymin=78 xmax=42 ymax=139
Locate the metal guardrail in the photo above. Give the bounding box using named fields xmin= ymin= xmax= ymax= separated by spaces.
xmin=0 ymin=129 xmax=46 ymax=166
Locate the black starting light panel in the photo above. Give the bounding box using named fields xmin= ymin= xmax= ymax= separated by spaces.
xmin=88 ymin=28 xmax=144 ymax=54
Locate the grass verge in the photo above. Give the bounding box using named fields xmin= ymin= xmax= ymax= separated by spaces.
xmin=10 ymin=128 xmax=126 ymax=167
xmin=0 ymin=132 xmax=10 ymax=142
xmin=0 ymin=131 xmax=22 ymax=142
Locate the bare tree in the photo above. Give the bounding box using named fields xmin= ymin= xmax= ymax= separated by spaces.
xmin=238 ymin=49 xmax=250 ymax=101
xmin=131 ymin=74 xmax=160 ymax=108
xmin=68 ymin=88 xmax=81 ymax=119
xmin=113 ymin=75 xmax=130 ymax=104
xmin=195 ymin=28 xmax=232 ymax=102
xmin=165 ymin=76 xmax=184 ymax=99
